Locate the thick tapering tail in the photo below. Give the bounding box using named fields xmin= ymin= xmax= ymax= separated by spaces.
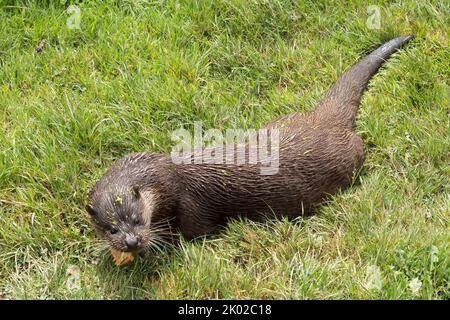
xmin=314 ymin=35 xmax=414 ymax=128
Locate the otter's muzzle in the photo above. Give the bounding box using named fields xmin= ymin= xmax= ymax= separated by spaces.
xmin=124 ymin=234 xmax=139 ymax=251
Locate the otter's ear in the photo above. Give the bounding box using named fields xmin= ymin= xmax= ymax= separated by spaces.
xmin=132 ymin=186 xmax=141 ymax=199
xmin=86 ymin=204 xmax=97 ymax=217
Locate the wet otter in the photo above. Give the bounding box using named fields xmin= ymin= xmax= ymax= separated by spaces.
xmin=86 ymin=35 xmax=414 ymax=254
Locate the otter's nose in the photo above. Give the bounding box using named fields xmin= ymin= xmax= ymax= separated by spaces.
xmin=124 ymin=235 xmax=139 ymax=250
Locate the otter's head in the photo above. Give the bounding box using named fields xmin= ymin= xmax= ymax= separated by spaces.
xmin=86 ymin=153 xmax=176 ymax=253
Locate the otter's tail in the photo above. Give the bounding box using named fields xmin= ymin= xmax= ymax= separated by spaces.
xmin=314 ymin=35 xmax=414 ymax=128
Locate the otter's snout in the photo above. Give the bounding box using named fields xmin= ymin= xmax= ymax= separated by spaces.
xmin=124 ymin=234 xmax=139 ymax=251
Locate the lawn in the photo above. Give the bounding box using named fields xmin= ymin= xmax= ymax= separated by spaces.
xmin=0 ymin=0 xmax=448 ymax=299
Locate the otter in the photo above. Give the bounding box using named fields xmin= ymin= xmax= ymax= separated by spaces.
xmin=86 ymin=35 xmax=414 ymax=254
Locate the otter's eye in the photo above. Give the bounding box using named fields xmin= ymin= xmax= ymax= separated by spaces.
xmin=110 ymin=227 xmax=118 ymax=235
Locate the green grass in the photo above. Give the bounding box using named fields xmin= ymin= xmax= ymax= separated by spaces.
xmin=0 ymin=0 xmax=448 ymax=299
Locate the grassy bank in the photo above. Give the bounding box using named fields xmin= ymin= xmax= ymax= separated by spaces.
xmin=0 ymin=0 xmax=448 ymax=299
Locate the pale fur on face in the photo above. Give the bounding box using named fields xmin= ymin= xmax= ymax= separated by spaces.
xmin=139 ymin=189 xmax=160 ymax=225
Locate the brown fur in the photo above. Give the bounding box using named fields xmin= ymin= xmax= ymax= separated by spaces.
xmin=87 ymin=36 xmax=414 ymax=250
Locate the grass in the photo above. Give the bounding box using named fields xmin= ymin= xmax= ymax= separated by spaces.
xmin=0 ymin=0 xmax=448 ymax=299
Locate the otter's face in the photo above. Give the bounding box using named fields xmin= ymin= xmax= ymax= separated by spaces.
xmin=86 ymin=187 xmax=156 ymax=253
